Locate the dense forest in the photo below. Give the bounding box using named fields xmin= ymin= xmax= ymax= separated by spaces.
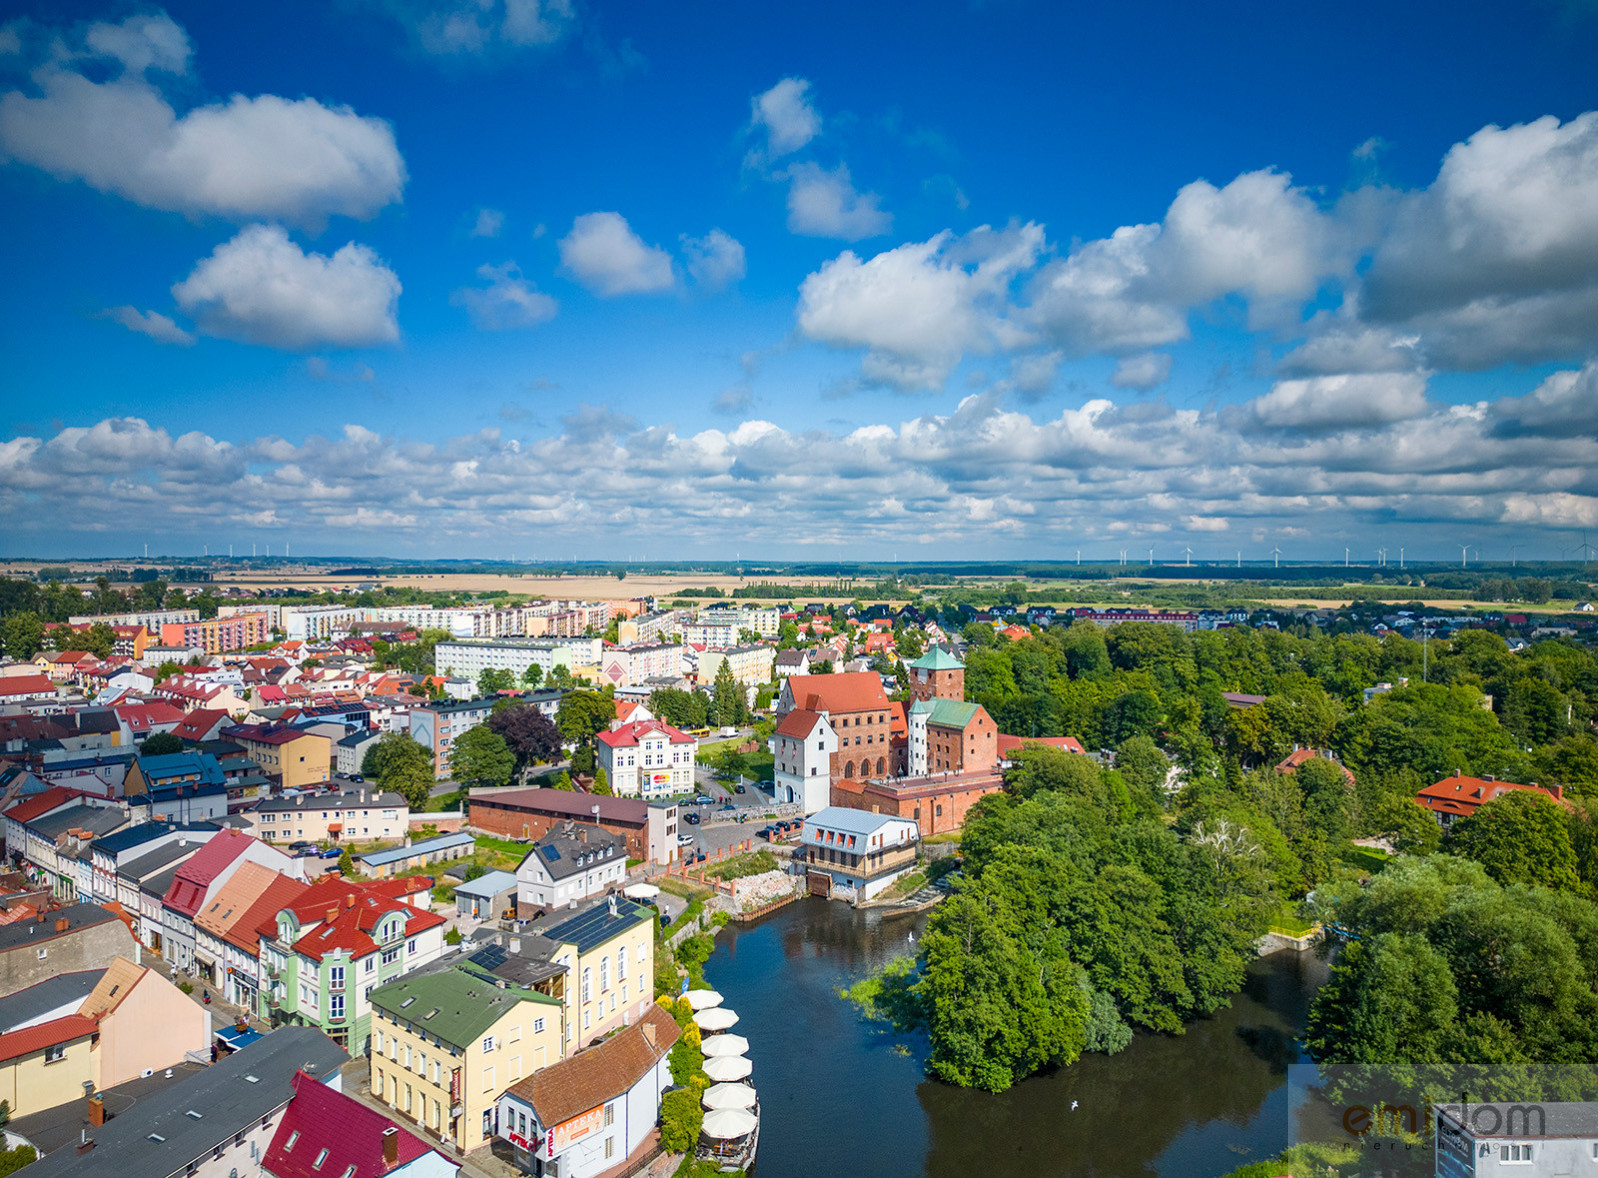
xmin=853 ymin=620 xmax=1598 ymax=1094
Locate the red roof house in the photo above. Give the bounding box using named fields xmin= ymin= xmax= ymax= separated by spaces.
xmin=1415 ymin=771 xmax=1568 ymax=825
xmin=997 ymin=733 xmax=1087 ymax=757
xmin=265 ymin=1071 xmax=448 ymax=1178
xmin=162 ymin=829 xmax=257 ymax=916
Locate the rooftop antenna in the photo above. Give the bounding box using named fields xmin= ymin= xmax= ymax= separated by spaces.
xmin=1271 ymin=546 xmax=1282 ymax=570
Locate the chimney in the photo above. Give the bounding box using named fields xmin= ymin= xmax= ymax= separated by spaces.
xmin=382 ymin=1127 xmax=399 ymax=1168
xmin=326 ymin=907 xmax=337 ymax=923
xmin=1484 ymin=774 xmax=1494 ymax=783
xmin=509 ymin=936 xmax=520 ymax=955
xmin=55 ymin=916 xmax=69 ymax=932
xmin=87 ymin=1095 xmax=105 ymax=1127
xmin=345 ymin=894 xmax=355 ymax=910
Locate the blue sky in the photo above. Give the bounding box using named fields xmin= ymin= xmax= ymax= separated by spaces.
xmin=2 ymin=0 xmax=1598 ymax=559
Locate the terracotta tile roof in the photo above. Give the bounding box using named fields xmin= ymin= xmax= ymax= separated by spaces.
xmin=792 ymin=671 xmax=889 ymax=715
xmin=162 ymin=829 xmax=256 ymax=916
xmin=114 ymin=702 xmax=186 ymax=731
xmin=507 ymin=1003 xmax=680 ymax=1127
xmin=0 ymin=1013 xmax=98 ymax=1064
xmin=998 ymin=733 xmax=1086 ymax=756
xmin=4 ymin=785 xmax=89 ymax=823
xmin=0 ymin=674 xmax=57 ymax=697
xmin=265 ymin=1071 xmax=442 ymax=1178
xmin=197 ymin=862 xmax=285 ymax=939
xmin=775 ymin=708 xmax=824 ymax=739
xmin=225 ymin=873 xmax=309 ymax=953
xmin=77 ymin=955 xmax=147 ymax=1018
xmin=1275 ymin=747 xmax=1356 ymax=785
xmin=291 ymin=893 xmax=445 ymax=962
xmin=171 ymin=708 xmax=231 ymax=741
xmin=595 ymin=719 xmax=694 ymax=749
xmin=1416 ymin=773 xmax=1567 ymax=819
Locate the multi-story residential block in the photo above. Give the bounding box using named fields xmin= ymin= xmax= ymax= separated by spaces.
xmin=219 ymin=601 xmax=282 ymax=627
xmin=370 ymin=965 xmax=564 ymax=1153
xmin=252 ymin=786 xmax=409 ymax=844
xmin=68 ymin=607 xmax=199 ymax=630
xmin=433 ymin=638 xmax=600 ymax=684
xmin=594 ymin=719 xmax=696 ymax=799
xmin=534 ymin=896 xmax=655 ymax=1051
xmin=222 ymin=722 xmax=332 ymax=788
xmin=698 ymin=643 xmax=775 ymax=687
xmin=514 ymin=825 xmax=628 ymax=910
xmin=596 ymin=642 xmax=683 ymax=687
xmin=337 ymin=728 xmax=384 ymax=773
xmin=281 ymin=605 xmax=375 ymax=640
xmin=681 ymin=618 xmax=738 ymax=649
xmin=408 ymin=698 xmax=496 ymax=777
xmin=261 ymin=875 xmax=444 ymax=1052
xmin=159 ymin=612 xmax=273 ymax=653
xmin=615 ymin=609 xmax=678 ymax=645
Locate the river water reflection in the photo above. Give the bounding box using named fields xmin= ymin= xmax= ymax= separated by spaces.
xmin=704 ymin=896 xmax=1328 ymax=1178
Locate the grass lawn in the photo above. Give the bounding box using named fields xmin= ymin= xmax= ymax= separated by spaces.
xmin=1269 ymin=901 xmax=1316 ymax=937
xmin=880 ymin=870 xmax=928 ymax=900
xmin=1341 ymin=846 xmax=1393 ymax=874
xmin=923 ymin=831 xmax=962 ymax=845
xmin=701 ymin=850 xmax=778 ymax=881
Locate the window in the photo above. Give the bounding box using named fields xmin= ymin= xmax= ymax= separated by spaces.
xmin=1500 ymin=1144 xmax=1534 ymax=1162
xmin=533 ymin=1017 xmax=545 ymax=1034
xmin=600 ymin=958 xmax=609 ymax=992
xmin=604 ymin=1104 xmax=615 ymax=1127
xmin=365 ymin=957 xmax=374 ymax=973
xmin=330 ymin=994 xmax=344 ymax=1020
xmin=482 ymin=1066 xmax=495 ymax=1092
xmin=581 ymin=968 xmax=591 ymax=1003
xmin=313 ymin=1150 xmax=329 ymax=1170
xmin=482 ymin=1111 xmax=493 ymax=1137
xmin=381 ymin=948 xmax=399 ymax=966
xmin=408 ymin=939 xmax=417 ymax=954
xmin=482 ymin=1035 xmax=495 ymax=1053
xmin=509 ymin=1025 xmax=521 ymax=1043
xmin=617 ymin=949 xmax=626 ymax=981
xmin=44 ymin=1042 xmax=67 ymax=1063
xmin=35 ymin=948 xmax=46 ymax=960
xmin=605 ymin=1138 xmax=614 ymax=1159
xmin=329 ymin=965 xmax=344 ymax=990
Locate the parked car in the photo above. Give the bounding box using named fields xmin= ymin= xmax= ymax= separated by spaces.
xmin=682 ymin=812 xmax=699 ymax=825
xmin=717 ymin=804 xmax=737 ymax=813
xmin=288 ymin=841 xmax=315 ymax=854
xmin=678 ymin=832 xmax=696 ymax=846
xmin=756 ymin=826 xmax=775 ymax=839
xmin=735 ymin=784 xmax=747 ymax=794
xmin=690 ymin=794 xmax=715 ymax=806
xmin=321 ymin=847 xmax=342 ymax=859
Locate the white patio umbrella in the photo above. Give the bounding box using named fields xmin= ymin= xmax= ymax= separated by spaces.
xmin=693 ymin=1006 xmax=739 ymax=1031
xmin=702 ymin=1083 xmax=757 ymax=1111
xmin=623 ymin=883 xmax=660 ymax=901
xmin=682 ymin=989 xmax=723 ymax=1011
xmin=701 ymin=1108 xmax=758 ymax=1140
xmin=702 ymin=1055 xmax=752 ymax=1082
xmin=700 ymin=1033 xmax=749 ymax=1058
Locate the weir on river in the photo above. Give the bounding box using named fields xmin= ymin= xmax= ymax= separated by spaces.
xmin=704 ymin=894 xmax=1329 ymax=1178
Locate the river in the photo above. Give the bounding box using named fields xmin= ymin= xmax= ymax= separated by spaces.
xmin=703 ymin=896 xmax=1329 ymax=1178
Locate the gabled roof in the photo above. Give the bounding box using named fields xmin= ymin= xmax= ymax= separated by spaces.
xmin=774 ymin=708 xmax=827 ymax=739
xmin=1416 ymin=772 xmax=1566 ymax=818
xmin=135 ymin=751 xmax=226 ymax=787
xmin=998 ymin=733 xmax=1086 ymax=757
xmin=113 ymin=701 xmax=186 ymax=730
xmin=197 ymin=861 xmax=285 ymax=939
xmin=791 ymin=670 xmax=889 ymax=715
xmin=517 ymin=826 xmax=626 ymax=883
xmin=171 ymin=708 xmax=231 ymax=741
xmin=595 ymin=718 xmax=694 ymax=748
xmin=163 ymin=829 xmax=256 ymax=916
xmin=264 ymin=1072 xmax=443 ymax=1178
xmin=4 ymin=785 xmax=89 ymax=823
xmin=0 ymin=969 xmax=104 ymax=1033
xmin=224 ymin=871 xmax=308 ymax=953
xmin=507 ymin=1003 xmax=679 ymax=1127
xmin=1276 ymin=747 xmax=1356 ymax=785
xmin=0 ymin=1013 xmax=99 ymax=1064
xmin=0 ymin=674 xmax=57 ymax=697
xmin=909 ymin=697 xmax=981 ymax=729
xmin=369 ymin=965 xmax=558 ymax=1049
xmin=77 ymin=955 xmax=147 ymax=1018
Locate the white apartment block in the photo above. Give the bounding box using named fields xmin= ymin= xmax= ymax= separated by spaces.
xmin=69 ymin=607 xmax=200 ymax=628
xmin=434 ymin=637 xmax=601 ymax=682
xmin=599 ymin=642 xmax=684 ymax=686
xmin=699 ymin=644 xmax=776 ymax=687
xmin=281 ymin=604 xmax=376 ymax=639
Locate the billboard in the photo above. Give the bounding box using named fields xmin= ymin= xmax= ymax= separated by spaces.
xmin=547 ymin=1106 xmax=604 ymax=1158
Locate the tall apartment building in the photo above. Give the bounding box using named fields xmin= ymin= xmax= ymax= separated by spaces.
xmin=281 ymin=604 xmax=376 ymax=640
xmin=434 ymin=638 xmax=600 ymax=682
xmin=408 ymin=697 xmax=497 ymax=776
xmin=616 ymin=609 xmax=679 ymax=645
xmin=160 ymin=611 xmax=273 ymax=653
xmin=597 ymin=642 xmax=684 ymax=687
xmin=69 ymin=607 xmax=199 ymax=629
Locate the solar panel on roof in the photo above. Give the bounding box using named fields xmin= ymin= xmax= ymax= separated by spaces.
xmin=542 ymin=845 xmax=560 ymax=860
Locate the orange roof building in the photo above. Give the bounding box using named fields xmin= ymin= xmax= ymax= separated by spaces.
xmin=1416 ymin=771 xmax=1567 ymax=826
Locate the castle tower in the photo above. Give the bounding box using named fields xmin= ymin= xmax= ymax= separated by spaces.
xmin=907 ymin=646 xmax=964 ymax=702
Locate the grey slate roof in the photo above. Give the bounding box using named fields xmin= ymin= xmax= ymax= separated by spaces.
xmin=30 ymin=803 xmax=127 ymax=841
xmin=0 ymin=903 xmax=121 ymax=955
xmin=117 ymin=838 xmax=206 ymax=884
xmin=252 ymin=787 xmax=404 ymax=814
xmin=21 ymin=1025 xmax=348 ymax=1178
xmin=0 ymin=968 xmax=104 ymax=1032
xmin=517 ymin=826 xmax=625 ymax=882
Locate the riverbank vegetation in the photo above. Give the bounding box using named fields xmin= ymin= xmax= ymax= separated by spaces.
xmin=845 ymin=620 xmax=1598 ymax=1093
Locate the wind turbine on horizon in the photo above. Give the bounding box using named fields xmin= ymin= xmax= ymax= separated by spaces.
xmin=1183 ymin=546 xmax=1194 ymax=567
xmin=1271 ymin=546 xmax=1283 ymax=569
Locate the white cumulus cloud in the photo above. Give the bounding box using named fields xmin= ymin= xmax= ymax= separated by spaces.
xmin=378 ymin=0 xmax=577 ymax=57
xmin=749 ymin=77 xmax=820 ymax=160
xmin=172 ymin=224 xmax=401 ymax=350
xmin=0 ymin=14 xmax=405 ymax=228
xmin=1111 ymin=352 xmax=1173 ymax=391
xmin=682 ymin=229 xmax=746 ymax=290
xmin=558 ymin=212 xmax=676 ymax=296
xmin=785 ymin=162 xmax=891 ymax=240
xmin=452 ymin=261 xmax=558 ymax=330
xmin=1249 ymin=372 xmax=1430 ymax=430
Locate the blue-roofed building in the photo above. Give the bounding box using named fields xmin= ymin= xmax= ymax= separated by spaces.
xmin=125 ymin=750 xmax=226 ymax=794
xmin=800 ymin=805 xmax=921 ymax=903
xmin=452 ymin=870 xmax=518 ymax=920
xmin=354 ymin=832 xmax=475 ymax=878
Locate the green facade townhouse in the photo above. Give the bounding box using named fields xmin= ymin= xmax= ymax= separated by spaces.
xmin=255 ymin=874 xmax=449 ymax=1053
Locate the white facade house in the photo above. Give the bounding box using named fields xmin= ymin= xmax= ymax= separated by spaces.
xmin=515 ymin=826 xmax=628 ymax=909
xmin=435 ymin=637 xmax=601 ymax=682
xmin=772 ymin=708 xmax=837 ymax=815
xmin=496 ymin=1004 xmax=680 ymax=1178
xmin=801 ymin=807 xmax=921 ymax=902
xmin=594 ymin=719 xmax=696 ymax=799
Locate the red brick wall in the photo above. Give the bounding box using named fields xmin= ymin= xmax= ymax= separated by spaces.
xmin=467 ymin=800 xmax=647 ymax=861
xmin=828 ymin=707 xmax=893 ymax=783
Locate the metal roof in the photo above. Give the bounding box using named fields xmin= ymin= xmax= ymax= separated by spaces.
xmin=452 ymin=870 xmax=518 ymax=898
xmin=802 ymin=806 xmax=917 ymax=840
xmin=22 ymin=1026 xmax=348 ymax=1178
xmin=369 ymin=965 xmax=558 ymax=1049
xmin=0 ymin=969 xmax=104 ymax=1033
xmin=355 ymin=832 xmax=475 ymax=867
